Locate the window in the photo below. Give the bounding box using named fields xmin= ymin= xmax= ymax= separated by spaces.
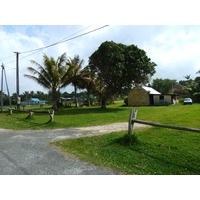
xmin=160 ymin=95 xmax=164 ymax=100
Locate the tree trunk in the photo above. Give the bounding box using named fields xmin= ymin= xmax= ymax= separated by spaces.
xmin=52 ymin=90 xmax=58 ymax=110
xmin=74 ymin=85 xmax=79 ymax=107
xmin=87 ymin=90 xmax=91 ymax=106
xmin=101 ymin=96 xmax=107 ymax=108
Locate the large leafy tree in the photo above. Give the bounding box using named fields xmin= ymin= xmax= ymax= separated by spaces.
xmin=24 ymin=53 xmax=71 ymax=110
xmin=88 ymin=41 xmax=156 ymax=108
xmin=152 ymin=78 xmax=177 ymax=94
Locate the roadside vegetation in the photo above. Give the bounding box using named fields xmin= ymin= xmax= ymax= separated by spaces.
xmin=49 ymin=102 xmax=200 ymax=175
xmin=52 ymin=128 xmax=200 ymax=175
xmin=0 ymin=101 xmax=200 ymax=130
xmin=1 ymin=101 xmax=200 ymax=174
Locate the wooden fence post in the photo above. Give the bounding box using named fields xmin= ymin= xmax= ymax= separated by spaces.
xmin=128 ymin=109 xmax=138 ymax=134
xmin=48 ymin=110 xmax=54 ymax=122
xmin=29 ymin=111 xmax=34 ymax=118
xmin=9 ymin=108 xmax=12 ymax=115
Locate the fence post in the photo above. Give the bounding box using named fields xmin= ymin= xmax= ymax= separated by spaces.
xmin=48 ymin=110 xmax=54 ymax=122
xmin=9 ymin=108 xmax=12 ymax=115
xmin=29 ymin=111 xmax=34 ymax=118
xmin=128 ymin=109 xmax=138 ymax=134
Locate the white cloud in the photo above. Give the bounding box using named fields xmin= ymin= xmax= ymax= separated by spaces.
xmin=1 ymin=25 xmax=200 ymax=96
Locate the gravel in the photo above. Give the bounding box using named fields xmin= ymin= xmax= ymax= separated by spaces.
xmin=0 ymin=122 xmax=148 ymax=175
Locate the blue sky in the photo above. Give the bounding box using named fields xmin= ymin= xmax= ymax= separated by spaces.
xmin=1 ymin=25 xmax=200 ymax=95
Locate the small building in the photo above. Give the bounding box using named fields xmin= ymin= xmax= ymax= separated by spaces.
xmin=29 ymin=98 xmax=41 ymax=105
xmin=128 ymin=86 xmax=177 ymax=106
xmin=21 ymin=98 xmax=47 ymax=106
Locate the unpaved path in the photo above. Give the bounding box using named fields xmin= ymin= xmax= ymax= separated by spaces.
xmin=0 ymin=122 xmax=149 ymax=175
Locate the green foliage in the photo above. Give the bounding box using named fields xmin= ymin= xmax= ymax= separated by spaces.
xmin=178 ymin=98 xmax=184 ymax=103
xmin=151 ymin=78 xmax=177 ymax=94
xmin=52 ymin=128 xmax=200 ymax=175
xmin=1 ymin=102 xmax=200 ymax=130
xmin=89 ymin=41 xmax=156 ymax=108
xmin=124 ymin=97 xmax=128 ymax=106
xmin=24 ymin=53 xmax=71 ymax=110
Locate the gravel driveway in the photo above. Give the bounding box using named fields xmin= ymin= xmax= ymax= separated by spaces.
xmin=0 ymin=123 xmax=148 ymax=175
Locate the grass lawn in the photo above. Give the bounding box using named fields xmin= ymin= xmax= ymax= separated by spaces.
xmin=50 ymin=102 xmax=199 ymax=175
xmin=52 ymin=127 xmax=200 ymax=175
xmin=0 ymin=101 xmax=200 ymax=130
xmin=1 ymin=102 xmax=200 ymax=174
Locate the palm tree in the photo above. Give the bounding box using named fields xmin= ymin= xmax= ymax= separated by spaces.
xmin=66 ymin=55 xmax=84 ymax=107
xmin=24 ymin=53 xmax=71 ymax=110
xmin=80 ymin=66 xmax=106 ymax=106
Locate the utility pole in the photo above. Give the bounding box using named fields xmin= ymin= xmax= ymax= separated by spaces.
xmin=14 ymin=52 xmax=20 ymax=109
xmin=3 ymin=64 xmax=12 ymax=109
xmin=1 ymin=64 xmax=4 ymax=110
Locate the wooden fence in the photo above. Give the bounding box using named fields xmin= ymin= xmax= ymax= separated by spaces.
xmin=128 ymin=109 xmax=200 ymax=134
xmin=3 ymin=108 xmax=55 ymax=122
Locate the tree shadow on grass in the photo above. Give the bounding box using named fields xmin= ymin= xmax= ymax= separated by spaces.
xmin=106 ymin=136 xmax=200 ymax=174
xmin=14 ymin=113 xmax=56 ymax=129
xmin=55 ymin=107 xmax=127 ymax=116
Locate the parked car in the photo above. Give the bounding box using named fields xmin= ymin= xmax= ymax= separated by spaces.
xmin=183 ymin=98 xmax=193 ymax=105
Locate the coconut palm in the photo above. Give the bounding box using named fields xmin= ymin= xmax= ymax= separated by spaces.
xmin=79 ymin=66 xmax=105 ymax=106
xmin=24 ymin=53 xmax=71 ymax=110
xmin=66 ymin=55 xmax=85 ymax=107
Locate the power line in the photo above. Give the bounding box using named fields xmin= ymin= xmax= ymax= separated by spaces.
xmin=20 ymin=25 xmax=109 ymax=54
xmin=9 ymin=25 xmax=108 ymax=65
xmin=20 ymin=25 xmax=93 ymax=55
xmin=0 ymin=54 xmax=15 ymax=62
xmin=2 ymin=25 xmax=103 ymax=65
xmin=0 ymin=25 xmax=92 ymax=64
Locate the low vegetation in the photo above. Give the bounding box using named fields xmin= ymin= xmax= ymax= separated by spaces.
xmin=1 ymin=101 xmax=200 ymax=174
xmin=52 ymin=128 xmax=200 ymax=175
xmin=0 ymin=101 xmax=200 ymax=130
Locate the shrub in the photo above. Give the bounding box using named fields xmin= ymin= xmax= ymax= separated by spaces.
xmin=124 ymin=97 xmax=128 ymax=106
xmin=179 ymin=98 xmax=184 ymax=103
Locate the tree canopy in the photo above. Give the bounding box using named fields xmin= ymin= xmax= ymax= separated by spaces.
xmin=151 ymin=78 xmax=177 ymax=94
xmin=25 ymin=53 xmax=71 ymax=110
xmin=88 ymin=41 xmax=156 ymax=108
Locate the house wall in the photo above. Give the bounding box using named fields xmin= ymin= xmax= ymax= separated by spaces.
xmin=164 ymin=95 xmax=172 ymax=105
xmin=154 ymin=95 xmax=172 ymax=105
xmin=128 ymin=87 xmax=149 ymax=106
xmin=153 ymin=95 xmax=160 ymax=105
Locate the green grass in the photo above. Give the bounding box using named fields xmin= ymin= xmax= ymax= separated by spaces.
xmin=52 ymin=128 xmax=200 ymax=175
xmin=2 ymin=102 xmax=200 ymax=174
xmin=0 ymin=102 xmax=200 ymax=130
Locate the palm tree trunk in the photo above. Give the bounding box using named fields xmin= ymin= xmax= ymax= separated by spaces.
xmin=52 ymin=89 xmax=58 ymax=110
xmin=74 ymin=85 xmax=79 ymax=107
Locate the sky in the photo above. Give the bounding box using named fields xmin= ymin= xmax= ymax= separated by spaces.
xmin=1 ymin=25 xmax=200 ymax=95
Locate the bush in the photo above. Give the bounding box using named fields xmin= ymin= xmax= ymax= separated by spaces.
xmin=124 ymin=97 xmax=128 ymax=106
xmin=179 ymin=98 xmax=184 ymax=103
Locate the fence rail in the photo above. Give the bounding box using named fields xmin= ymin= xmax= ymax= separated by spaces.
xmin=128 ymin=109 xmax=200 ymax=134
xmin=1 ymin=108 xmax=54 ymax=122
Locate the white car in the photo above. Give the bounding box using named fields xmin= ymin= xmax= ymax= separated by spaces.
xmin=183 ymin=98 xmax=193 ymax=105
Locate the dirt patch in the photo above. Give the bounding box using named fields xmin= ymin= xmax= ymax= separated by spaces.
xmin=76 ymin=122 xmax=150 ymax=135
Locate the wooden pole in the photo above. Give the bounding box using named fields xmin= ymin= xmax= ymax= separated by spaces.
xmin=1 ymin=64 xmax=4 ymax=111
xmin=132 ymin=119 xmax=200 ymax=133
xmin=128 ymin=109 xmax=138 ymax=134
xmin=48 ymin=110 xmax=54 ymax=122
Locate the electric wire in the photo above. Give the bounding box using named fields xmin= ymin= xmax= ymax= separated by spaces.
xmin=20 ymin=25 xmax=109 ymax=54
xmin=0 ymin=54 xmax=14 ymax=62
xmin=2 ymin=25 xmax=106 ymax=66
